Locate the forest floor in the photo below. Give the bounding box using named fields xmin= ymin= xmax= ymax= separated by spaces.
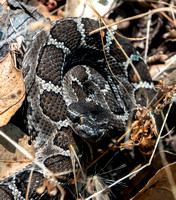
xmin=0 ymin=0 xmax=176 ymax=199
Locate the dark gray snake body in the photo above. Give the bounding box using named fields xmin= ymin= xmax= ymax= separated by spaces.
xmin=0 ymin=18 xmax=156 ymax=199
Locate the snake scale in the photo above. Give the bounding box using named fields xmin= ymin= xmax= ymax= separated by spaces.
xmin=0 ymin=18 xmax=156 ymax=199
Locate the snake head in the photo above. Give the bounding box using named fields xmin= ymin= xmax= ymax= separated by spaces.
xmin=67 ymin=102 xmax=110 ymax=143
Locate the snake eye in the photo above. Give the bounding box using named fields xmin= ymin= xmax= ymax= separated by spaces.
xmin=79 ymin=117 xmax=84 ymax=125
xmin=70 ymin=116 xmax=84 ymax=125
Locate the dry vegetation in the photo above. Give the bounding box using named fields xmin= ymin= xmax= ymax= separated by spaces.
xmin=0 ymin=0 xmax=176 ymax=199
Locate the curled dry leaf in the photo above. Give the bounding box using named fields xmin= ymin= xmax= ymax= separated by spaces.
xmin=132 ymin=161 xmax=176 ymax=200
xmin=130 ymin=109 xmax=156 ymax=155
xmin=155 ymin=83 xmax=176 ymax=114
xmin=122 ymin=152 xmax=176 ymax=199
xmin=0 ymin=53 xmax=25 ymax=127
xmin=147 ymin=53 xmax=168 ymax=65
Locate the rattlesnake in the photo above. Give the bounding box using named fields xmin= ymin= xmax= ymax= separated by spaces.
xmin=0 ymin=18 xmax=157 ymax=199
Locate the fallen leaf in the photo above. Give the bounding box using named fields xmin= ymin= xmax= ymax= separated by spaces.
xmin=122 ymin=151 xmax=176 ymax=199
xmin=0 ymin=53 xmax=25 ymax=127
xmin=0 ymin=123 xmax=35 ymax=179
xmin=132 ymin=161 xmax=176 ymax=200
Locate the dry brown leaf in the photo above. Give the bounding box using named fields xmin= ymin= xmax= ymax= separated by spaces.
xmin=121 ymin=152 xmax=176 ymax=199
xmin=130 ymin=109 xmax=156 ymax=155
xmin=0 ymin=123 xmax=35 ymax=179
xmin=0 ymin=53 xmax=25 ymax=127
xmin=132 ymin=161 xmax=176 ymax=200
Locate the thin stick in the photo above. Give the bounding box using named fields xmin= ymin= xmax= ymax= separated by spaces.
xmin=25 ymin=164 xmax=35 ymax=200
xmin=0 ymin=130 xmax=34 ymax=160
xmin=151 ymin=3 xmax=176 ymax=26
xmin=144 ymin=13 xmax=152 ymax=62
xmin=89 ymin=7 xmax=176 ymax=35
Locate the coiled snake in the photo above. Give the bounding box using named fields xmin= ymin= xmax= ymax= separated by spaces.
xmin=0 ymin=18 xmax=156 ymax=199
